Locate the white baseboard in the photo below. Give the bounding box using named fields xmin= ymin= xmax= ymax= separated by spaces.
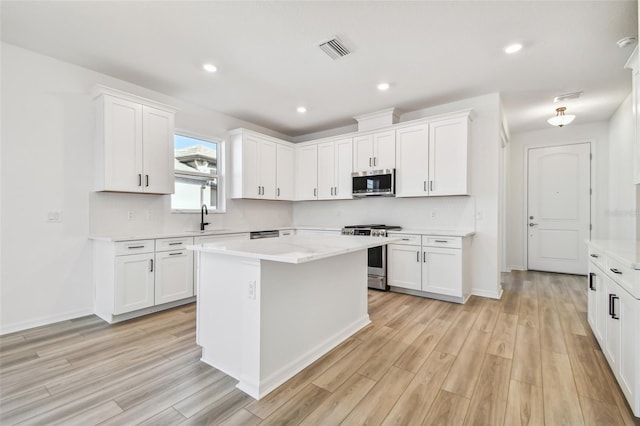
xmin=1 ymin=307 xmax=94 ymax=335
xmin=472 ymin=288 xmax=503 ymax=300
xmin=508 ymin=265 xmax=527 ymax=271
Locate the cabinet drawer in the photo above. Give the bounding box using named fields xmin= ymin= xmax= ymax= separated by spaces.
xmin=156 ymin=237 xmax=194 ymax=252
xmin=588 ymin=247 xmax=606 ymax=271
xmin=422 ymin=236 xmax=462 ymax=248
xmin=387 ymin=233 xmax=421 ymax=246
xmin=607 ymin=256 xmax=638 ymax=298
xmin=115 ymin=240 xmax=154 ymax=256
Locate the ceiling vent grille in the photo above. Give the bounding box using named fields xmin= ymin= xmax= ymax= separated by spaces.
xmin=554 ymin=91 xmax=583 ymax=102
xmin=319 ymin=37 xmax=351 ymax=60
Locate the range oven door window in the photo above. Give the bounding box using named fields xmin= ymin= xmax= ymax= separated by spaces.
xmin=368 ymin=246 xmax=384 ymax=270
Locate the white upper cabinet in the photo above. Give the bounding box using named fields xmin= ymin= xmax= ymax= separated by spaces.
xmin=276 ymin=143 xmax=294 ymax=200
xmin=625 ymin=47 xmax=640 ymax=184
xmin=428 ymin=116 xmax=469 ymax=196
xmin=94 ymin=87 xmax=176 ymax=194
xmin=230 ymin=130 xmax=284 ymax=200
xmin=395 ymin=112 xmax=470 ymax=198
xmin=317 ymin=138 xmax=353 ymax=200
xmin=295 ymin=145 xmax=318 ymax=200
xmin=395 ymin=124 xmax=429 ymax=197
xmin=353 ymin=130 xmax=395 ymax=171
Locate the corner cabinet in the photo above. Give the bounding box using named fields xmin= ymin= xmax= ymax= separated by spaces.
xmin=93 ymin=86 xmax=176 ymax=194
xmin=395 ymin=111 xmax=470 ymax=197
xmin=586 ymin=243 xmax=640 ymax=417
xmin=229 ymin=129 xmax=294 ymax=200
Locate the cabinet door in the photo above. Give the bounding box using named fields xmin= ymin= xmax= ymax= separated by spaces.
xmin=587 ymin=266 xmax=605 ymax=342
xmin=155 ymin=250 xmax=194 ymax=304
xmin=395 ymin=125 xmax=429 ymax=197
xmin=353 ymin=134 xmax=374 ymax=171
xmin=242 ymin=135 xmax=262 ymax=198
xmin=102 ymin=96 xmax=143 ymax=192
xmin=617 ymin=287 xmax=637 ymax=401
xmin=603 ymin=275 xmax=621 ymax=372
xmin=595 ymin=268 xmax=608 ymax=344
xmin=422 ymin=247 xmax=462 ymax=297
xmin=334 ymin=138 xmax=353 ymax=199
xmin=142 ymin=106 xmax=175 ymax=194
xmin=373 ymin=130 xmax=396 ymax=169
xmin=388 ymin=244 xmax=422 ymax=291
xmin=260 ymin=140 xmax=277 ymax=199
xmin=276 ymin=144 xmax=294 ymax=200
xmin=295 ymin=145 xmax=318 ymax=200
xmin=317 ymin=141 xmax=335 ymax=200
xmin=428 ymin=117 xmax=469 ymax=196
xmin=114 ymin=253 xmax=154 ymax=315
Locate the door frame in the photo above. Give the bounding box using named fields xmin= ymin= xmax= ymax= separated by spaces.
xmin=523 ymin=140 xmax=595 ymax=271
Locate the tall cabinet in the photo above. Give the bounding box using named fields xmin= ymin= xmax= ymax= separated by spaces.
xmin=94 ymin=86 xmax=177 ymax=194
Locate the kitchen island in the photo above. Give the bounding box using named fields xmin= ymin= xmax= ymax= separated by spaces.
xmin=188 ymin=234 xmax=399 ymax=400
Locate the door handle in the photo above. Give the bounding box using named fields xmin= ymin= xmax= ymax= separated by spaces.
xmin=588 ymin=272 xmax=596 ymax=291
xmin=424 ymin=181 xmax=427 ymax=192
xmin=429 ymin=181 xmax=433 ymax=191
xmin=417 ymin=251 xmax=420 ymax=262
xmin=610 ymin=268 xmax=623 ymax=275
xmin=611 ymin=295 xmax=620 ymax=320
xmin=138 ymin=174 xmax=142 ymax=187
xmin=277 ymin=187 xmax=280 ymax=197
xmin=369 ymin=157 xmax=372 ymax=167
xmin=149 ymin=259 xmax=154 ymax=272
xmin=423 ymin=252 xmax=427 ymax=263
xmin=529 ymin=223 xmax=539 ymax=227
xmin=145 ymin=175 xmax=149 ymax=187
xmin=374 ymin=157 xmax=377 ymax=166
xmin=314 ymin=188 xmax=317 ymax=197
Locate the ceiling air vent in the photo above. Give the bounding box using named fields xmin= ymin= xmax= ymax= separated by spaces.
xmin=554 ymin=91 xmax=583 ymax=102
xmin=319 ymin=37 xmax=351 ymax=60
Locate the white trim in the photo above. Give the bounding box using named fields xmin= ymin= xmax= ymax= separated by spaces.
xmin=1 ymin=308 xmax=94 ymax=335
xmin=472 ymin=288 xmax=503 ymax=300
xmin=523 ymin=140 xmax=594 ymax=271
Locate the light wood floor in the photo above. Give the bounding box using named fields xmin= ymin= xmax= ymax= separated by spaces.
xmin=1 ymin=271 xmax=638 ymax=425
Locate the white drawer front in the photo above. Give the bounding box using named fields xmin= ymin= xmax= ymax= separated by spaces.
xmin=387 ymin=233 xmax=421 ymax=246
xmin=156 ymin=236 xmax=194 ymax=252
xmin=115 ymin=240 xmax=154 ymax=256
xmin=588 ymin=247 xmax=606 ymax=271
xmin=422 ymin=236 xmax=462 ymax=248
xmin=607 ymin=256 xmax=639 ymax=298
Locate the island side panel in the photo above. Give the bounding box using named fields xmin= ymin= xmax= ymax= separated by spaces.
xmin=196 ymin=252 xmax=261 ymax=384
xmin=257 ymin=249 xmax=369 ymax=397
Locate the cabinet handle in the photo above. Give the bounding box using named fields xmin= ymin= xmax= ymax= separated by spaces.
xmin=424 ymin=181 xmax=427 ymax=192
xmin=314 ymin=188 xmax=317 ymax=197
xmin=430 ymin=181 xmax=433 ymax=191
xmin=150 ymin=259 xmax=154 ymax=272
xmin=374 ymin=157 xmax=377 ymax=166
xmin=416 ymin=251 xmax=420 ymax=262
xmin=169 ymin=252 xmax=182 ymax=256
xmin=145 ymin=175 xmax=149 ymax=187
xmin=588 ymin=272 xmax=596 ymax=291
xmin=423 ymin=252 xmax=427 ymax=263
xmin=610 ymin=268 xmax=622 ymax=275
xmin=590 ymin=254 xmax=599 ymax=258
xmin=402 ymin=238 xmax=410 ymax=241
xmin=168 ymin=242 xmax=183 ymax=246
xmin=127 ymin=245 xmax=145 ymax=249
xmin=434 ymin=240 xmax=448 ymax=243
xmin=611 ymin=295 xmax=620 ymax=320
xmin=277 ymin=188 xmax=280 ymax=197
xmin=138 ymin=174 xmax=142 ymax=187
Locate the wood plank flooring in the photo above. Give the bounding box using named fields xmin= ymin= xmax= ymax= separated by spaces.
xmin=1 ymin=271 xmax=638 ymax=425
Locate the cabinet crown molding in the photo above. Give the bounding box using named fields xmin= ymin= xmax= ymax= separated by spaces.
xmin=91 ymin=85 xmax=178 ymax=113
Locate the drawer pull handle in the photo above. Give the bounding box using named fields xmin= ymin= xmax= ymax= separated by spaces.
xmin=610 ymin=268 xmax=623 ymax=275
xmin=169 ymin=252 xmax=182 ymax=256
xmin=434 ymin=240 xmax=448 ymax=243
xmin=611 ymin=294 xmax=620 ymax=320
xmin=588 ymin=272 xmax=596 ymax=291
xmin=127 ymin=245 xmax=145 ymax=249
xmin=168 ymin=242 xmax=183 ymax=246
xmin=402 ymin=238 xmax=410 ymax=241
xmin=590 ymin=254 xmax=599 ymax=258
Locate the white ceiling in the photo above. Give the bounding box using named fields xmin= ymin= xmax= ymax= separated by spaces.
xmin=1 ymin=1 xmax=637 ymax=137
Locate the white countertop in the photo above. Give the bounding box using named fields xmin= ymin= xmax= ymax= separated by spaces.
xmin=388 ymin=228 xmax=475 ymax=237
xmin=89 ymin=228 xmax=290 ymax=242
xmin=587 ymin=239 xmax=640 ymax=270
xmin=188 ymin=234 xmax=402 ymax=264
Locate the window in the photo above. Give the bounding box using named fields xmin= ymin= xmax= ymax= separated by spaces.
xmin=171 ymin=133 xmax=224 ymax=212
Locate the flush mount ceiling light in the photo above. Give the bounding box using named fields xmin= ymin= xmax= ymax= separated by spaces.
xmin=504 ymin=43 xmax=523 ymax=54
xmin=202 ymin=63 xmax=218 ymax=73
xmin=296 ymin=106 xmax=307 ymax=114
xmin=377 ymin=82 xmax=390 ymax=91
xmin=547 ymin=107 xmax=575 ymax=127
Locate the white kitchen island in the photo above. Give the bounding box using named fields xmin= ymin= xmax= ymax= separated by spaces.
xmin=188 ymin=234 xmax=398 ymax=400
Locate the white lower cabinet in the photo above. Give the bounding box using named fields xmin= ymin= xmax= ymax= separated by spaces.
xmin=587 ymin=246 xmax=640 ymax=417
xmin=388 ymin=234 xmax=470 ymax=303
xmin=94 ymin=237 xmax=195 ymax=323
xmin=114 ymin=252 xmax=155 ymax=315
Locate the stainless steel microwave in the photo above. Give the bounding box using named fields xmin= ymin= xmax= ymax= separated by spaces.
xmin=352 ymin=169 xmax=395 ymax=198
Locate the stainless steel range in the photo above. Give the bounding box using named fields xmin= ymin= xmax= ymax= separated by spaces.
xmin=341 ymin=225 xmax=401 ymax=290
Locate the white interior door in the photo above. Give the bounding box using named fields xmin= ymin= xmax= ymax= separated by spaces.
xmin=527 ymin=143 xmax=590 ymax=274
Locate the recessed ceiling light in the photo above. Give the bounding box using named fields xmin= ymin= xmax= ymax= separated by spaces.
xmin=377 ymin=82 xmax=390 ymax=91
xmin=504 ymin=43 xmax=523 ymax=54
xmin=297 ymin=106 xmax=307 ymax=114
xmin=202 ymin=63 xmax=218 ymax=73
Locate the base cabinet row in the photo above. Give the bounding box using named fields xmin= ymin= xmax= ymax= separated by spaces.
xmin=587 ymin=250 xmax=640 ymax=417
xmin=387 ymin=234 xmax=471 ymax=303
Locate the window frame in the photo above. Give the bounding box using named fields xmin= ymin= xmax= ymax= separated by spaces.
xmin=171 ymin=130 xmax=226 ymax=214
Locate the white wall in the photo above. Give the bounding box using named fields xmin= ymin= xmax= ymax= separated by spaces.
xmin=507 ymin=121 xmax=610 ymax=271
xmin=294 ymin=93 xmax=503 ymax=299
xmin=607 ymin=94 xmax=637 ymax=240
xmin=0 ymin=43 xmax=293 ymax=334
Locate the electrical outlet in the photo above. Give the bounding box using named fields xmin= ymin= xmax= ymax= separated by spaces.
xmin=47 ymin=211 xmax=62 ymax=223
xmin=248 ymin=281 xmax=256 ymax=299
xmin=431 ymin=211 xmax=437 ymax=220
xmin=127 ymin=210 xmax=135 ymax=221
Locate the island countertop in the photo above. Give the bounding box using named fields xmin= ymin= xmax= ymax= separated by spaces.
xmin=187 ymin=234 xmax=401 ymax=264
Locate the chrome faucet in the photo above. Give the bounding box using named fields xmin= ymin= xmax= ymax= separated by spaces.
xmin=200 ymin=204 xmax=209 ymax=231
